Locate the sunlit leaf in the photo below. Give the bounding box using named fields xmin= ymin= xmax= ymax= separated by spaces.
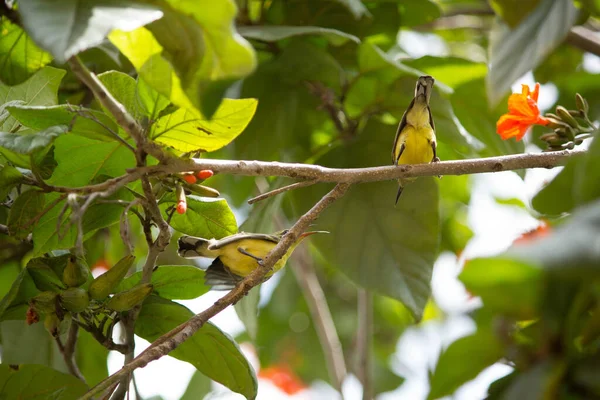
xmin=151 ymin=98 xmax=258 ymax=152
xmin=0 ymin=18 xmax=52 ymax=85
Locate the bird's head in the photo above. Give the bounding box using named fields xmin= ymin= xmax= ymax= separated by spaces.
xmin=415 ymin=75 xmax=435 ymax=104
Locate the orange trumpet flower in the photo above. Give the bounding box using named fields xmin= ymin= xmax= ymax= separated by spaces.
xmin=497 ymin=83 xmax=549 ymax=141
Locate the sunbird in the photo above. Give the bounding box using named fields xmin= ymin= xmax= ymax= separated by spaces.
xmin=392 ymin=75 xmax=440 ymax=204
xmin=178 ymin=230 xmax=327 ymax=289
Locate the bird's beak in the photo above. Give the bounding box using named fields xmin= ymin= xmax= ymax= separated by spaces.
xmin=300 ymin=230 xmax=329 ymax=238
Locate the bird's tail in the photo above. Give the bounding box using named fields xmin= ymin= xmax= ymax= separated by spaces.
xmin=178 ymin=236 xmax=215 ymax=258
xmin=395 ymin=184 xmax=404 ymax=205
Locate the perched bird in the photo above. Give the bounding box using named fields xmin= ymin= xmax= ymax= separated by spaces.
xmin=392 ymin=75 xmax=440 ymax=204
xmin=178 ymin=230 xmax=327 ymax=290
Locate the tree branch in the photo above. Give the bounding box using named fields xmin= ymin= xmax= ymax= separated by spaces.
xmin=62 ymin=322 xmax=86 ymax=383
xmin=567 ymin=26 xmax=600 ymax=57
xmin=80 ymin=183 xmax=351 ymax=400
xmin=165 ymin=149 xmax=577 ymax=182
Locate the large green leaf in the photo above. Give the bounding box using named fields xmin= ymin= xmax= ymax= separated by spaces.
xmin=487 ymin=0 xmax=578 ymax=105
xmin=532 ymin=137 xmax=600 ymax=215
xmin=405 ymin=56 xmax=487 ymax=91
xmin=76 ymin=329 xmax=109 ymax=386
xmin=136 ymin=296 xmax=258 ymax=399
xmin=160 ymin=194 xmax=237 ymax=239
xmin=291 ymin=121 xmax=440 ymax=320
xmin=111 ymin=0 xmax=257 ymax=118
xmin=7 ymin=104 xmax=119 ymax=142
xmin=0 ymin=18 xmax=52 ymax=85
xmin=18 ymin=0 xmax=163 ymax=62
xmin=0 ymin=321 xmax=67 ymax=372
xmin=0 ymin=67 xmax=66 ymax=133
xmin=116 ymin=265 xmax=209 ymax=300
xmin=451 ymin=79 xmax=524 ymax=157
xmin=181 ymin=371 xmax=212 ymax=400
xmin=0 ymin=364 xmax=87 ymax=399
xmin=7 ymin=190 xmax=45 ymax=240
xmin=238 ymin=25 xmax=360 ymax=46
xmin=151 ymin=98 xmax=258 ymax=152
xmin=32 ymin=190 xmax=131 ymax=256
xmin=460 ymin=258 xmax=543 ymax=319
xmin=397 ymin=0 xmax=441 ymax=27
xmin=48 ymin=135 xmax=135 ymax=187
xmin=428 ymin=329 xmax=504 ymax=400
xmin=0 ymin=269 xmax=39 ymax=321
xmin=0 ymin=125 xmax=68 ymax=154
xmin=136 ymin=77 xmax=170 ymax=121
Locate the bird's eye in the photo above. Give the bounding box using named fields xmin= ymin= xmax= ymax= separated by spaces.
xmin=282 ymin=229 xmax=289 ymax=235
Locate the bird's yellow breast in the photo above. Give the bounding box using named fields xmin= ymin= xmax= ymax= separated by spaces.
xmin=218 ymin=238 xmax=277 ymax=277
xmin=396 ymin=125 xmax=434 ymax=165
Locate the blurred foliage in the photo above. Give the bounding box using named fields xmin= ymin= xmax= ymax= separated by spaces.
xmin=0 ymin=0 xmax=598 ymax=399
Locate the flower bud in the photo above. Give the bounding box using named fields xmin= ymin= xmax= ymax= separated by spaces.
xmin=575 ymin=93 xmax=589 ymax=114
xmin=555 ymin=106 xmax=579 ymax=129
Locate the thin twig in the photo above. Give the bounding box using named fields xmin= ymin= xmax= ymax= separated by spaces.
xmin=356 ymin=289 xmax=373 ymax=400
xmin=62 ymin=322 xmax=86 ymax=383
xmin=292 ymin=245 xmax=347 ymax=392
xmin=80 ymin=183 xmax=351 ymax=400
xmin=248 ymin=180 xmax=316 ymax=204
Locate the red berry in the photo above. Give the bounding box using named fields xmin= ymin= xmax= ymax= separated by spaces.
xmin=196 ymin=170 xmax=214 ymax=180
xmin=182 ymin=174 xmax=197 ymax=184
xmin=176 ymin=200 xmax=187 ymax=214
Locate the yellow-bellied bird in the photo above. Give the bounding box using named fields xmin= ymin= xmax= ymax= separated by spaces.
xmin=178 ymin=230 xmax=327 ymax=290
xmin=392 ymin=75 xmax=440 ymax=204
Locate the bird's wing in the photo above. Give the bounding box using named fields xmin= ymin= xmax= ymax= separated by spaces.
xmin=392 ymin=98 xmax=415 ymax=164
xmin=427 ymin=105 xmax=435 ymax=132
xmin=208 ymin=233 xmax=279 ymax=250
xmin=204 ymin=258 xmax=243 ymax=290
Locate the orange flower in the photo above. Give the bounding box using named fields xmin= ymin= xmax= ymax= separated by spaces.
xmin=497 ymin=83 xmax=549 ymax=141
xmin=259 ymin=364 xmax=307 ymax=395
xmin=513 ymin=221 xmax=551 ymax=245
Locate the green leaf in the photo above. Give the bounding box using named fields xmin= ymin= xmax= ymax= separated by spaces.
xmin=7 ymin=190 xmax=45 ymax=240
xmin=136 ymin=296 xmax=258 ymax=399
xmin=0 ymin=18 xmax=53 ymax=85
xmin=405 ymin=56 xmax=487 ymax=90
xmin=459 ymin=258 xmax=543 ymax=319
xmin=533 ymin=137 xmax=600 ymax=215
xmin=0 ymin=67 xmax=66 ymax=133
xmin=161 ymin=194 xmax=237 ymax=239
xmin=0 ymin=363 xmax=87 ymax=399
xmin=115 ymin=266 xmax=209 ymax=300
xmin=32 ymin=190 xmax=131 ymax=256
xmin=0 ymin=165 xmax=23 ymax=200
xmin=111 ymin=0 xmax=257 ymax=118
xmin=331 ymin=0 xmax=371 ymax=19
xmin=76 ymin=329 xmax=109 ymax=386
xmin=0 ymin=269 xmax=39 ymax=321
xmin=490 ymin=0 xmax=542 ymax=27
xmin=0 ymin=125 xmax=68 ymax=154
xmin=18 ymin=0 xmax=163 ymax=63
xmin=452 ymin=79 xmax=524 ymax=157
xmin=428 ymin=330 xmax=504 ymax=400
xmin=234 ymin=289 xmax=260 ymax=342
xmin=291 ymin=121 xmax=440 ymax=320
xmin=397 ymin=0 xmax=441 ymax=27
xmin=97 ymin=71 xmax=145 ymax=120
xmin=0 ymin=321 xmax=67 ymax=371
xmin=136 ymin=78 xmax=170 ymax=121
xmin=487 ymin=0 xmax=578 ymax=105
xmin=238 ymin=26 xmax=360 ymax=46
xmin=7 ymin=104 xmax=119 ymax=142
xmin=151 ymin=98 xmax=258 ymax=152
xmin=181 ymin=371 xmax=212 ymax=400
xmin=48 ymin=135 xmax=135 ymax=187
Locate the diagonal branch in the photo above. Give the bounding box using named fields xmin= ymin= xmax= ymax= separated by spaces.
xmin=80 ymin=183 xmax=351 ymax=400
